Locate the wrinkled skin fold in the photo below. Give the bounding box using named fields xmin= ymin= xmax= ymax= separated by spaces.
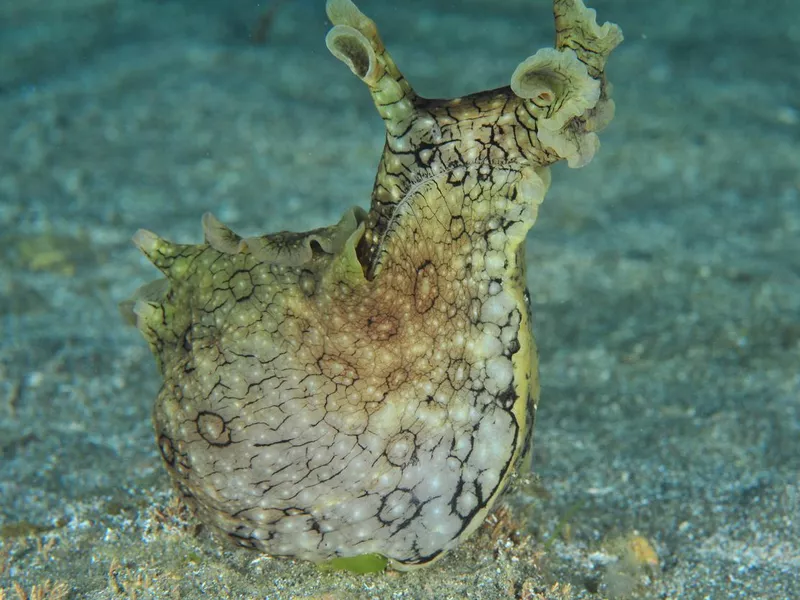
xmin=126 ymin=0 xmax=622 ymax=570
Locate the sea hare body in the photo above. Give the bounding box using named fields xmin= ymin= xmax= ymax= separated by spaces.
xmin=127 ymin=0 xmax=621 ymax=569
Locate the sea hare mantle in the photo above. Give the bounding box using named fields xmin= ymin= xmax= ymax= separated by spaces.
xmin=125 ymin=0 xmax=622 ymax=570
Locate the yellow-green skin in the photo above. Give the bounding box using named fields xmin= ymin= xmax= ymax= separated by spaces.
xmin=127 ymin=0 xmax=621 ymax=570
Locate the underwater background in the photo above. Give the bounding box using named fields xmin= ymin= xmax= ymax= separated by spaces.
xmin=1 ymin=0 xmax=798 ymax=598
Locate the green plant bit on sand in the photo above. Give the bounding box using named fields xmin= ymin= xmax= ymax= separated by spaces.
xmin=124 ymin=0 xmax=621 ymax=570
xmin=318 ymin=552 xmax=389 ymax=574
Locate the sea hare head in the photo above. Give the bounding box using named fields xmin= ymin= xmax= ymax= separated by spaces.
xmin=127 ymin=0 xmax=621 ymax=569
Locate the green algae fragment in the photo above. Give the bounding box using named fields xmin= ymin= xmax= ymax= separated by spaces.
xmin=318 ymin=553 xmax=388 ymax=574
xmin=5 ymin=231 xmax=98 ymax=276
xmin=0 ymin=521 xmax=53 ymax=538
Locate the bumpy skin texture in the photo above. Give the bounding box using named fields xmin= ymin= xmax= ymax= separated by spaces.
xmin=127 ymin=0 xmax=621 ymax=570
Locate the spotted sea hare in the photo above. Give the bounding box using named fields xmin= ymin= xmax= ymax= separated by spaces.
xmin=126 ymin=0 xmax=622 ymax=570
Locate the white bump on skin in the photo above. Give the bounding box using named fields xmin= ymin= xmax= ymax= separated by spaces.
xmin=485 ymin=355 xmax=513 ymax=394
xmin=488 ymin=229 xmax=506 ymax=250
xmin=480 ymin=295 xmax=510 ymax=324
xmin=476 ymin=331 xmax=503 ymax=358
xmin=456 ymin=491 xmax=478 ymax=516
xmin=484 ymin=250 xmax=506 ymax=277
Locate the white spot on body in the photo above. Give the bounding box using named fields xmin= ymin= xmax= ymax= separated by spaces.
xmin=456 ymin=491 xmax=478 ymax=516
xmin=485 ymin=251 xmax=506 ymax=277
xmin=476 ymin=331 xmax=503 ymax=359
xmin=485 ymin=355 xmax=513 ymax=394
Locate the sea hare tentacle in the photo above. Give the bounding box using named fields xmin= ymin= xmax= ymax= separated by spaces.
xmin=127 ymin=0 xmax=621 ymax=570
xmin=326 ymin=0 xmax=418 ymax=135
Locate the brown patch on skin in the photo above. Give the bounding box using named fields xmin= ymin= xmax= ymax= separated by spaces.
xmin=413 ymin=261 xmax=439 ymax=314
xmin=196 ymin=412 xmax=231 ymax=446
xmin=385 ymin=367 xmax=408 ymax=391
xmin=449 ymin=216 xmax=465 ymax=240
xmin=447 ymin=359 xmax=470 ymax=391
xmin=385 ymin=431 xmax=416 ymax=466
xmin=299 ymin=269 xmax=316 ymax=296
xmin=157 ymin=435 xmax=175 ymax=465
xmin=319 ymin=355 xmax=358 ymax=386
xmin=366 ymin=314 xmax=399 ymax=341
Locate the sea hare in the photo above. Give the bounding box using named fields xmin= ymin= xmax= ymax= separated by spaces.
xmin=126 ymin=0 xmax=621 ymax=569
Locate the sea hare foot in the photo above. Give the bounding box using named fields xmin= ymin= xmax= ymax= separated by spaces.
xmin=126 ymin=0 xmax=621 ymax=569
